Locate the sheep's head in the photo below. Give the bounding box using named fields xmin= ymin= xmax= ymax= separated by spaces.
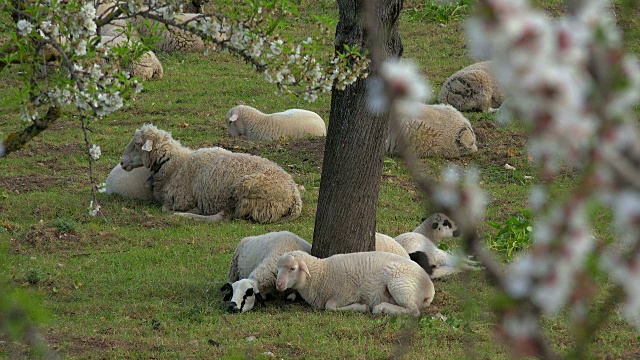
xmin=456 ymin=125 xmax=478 ymax=156
xmin=120 ymin=124 xmax=172 ymax=172
xmin=420 ymin=213 xmax=460 ymax=242
xmin=223 ymin=279 xmax=265 ymax=313
xmin=226 ymin=106 xmax=246 ymax=137
xmin=276 ymin=252 xmax=310 ymax=291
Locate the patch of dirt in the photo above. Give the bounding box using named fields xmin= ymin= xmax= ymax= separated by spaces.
xmin=47 ymin=331 xmax=137 ymax=358
xmin=11 ymin=142 xmax=83 ymax=158
xmin=0 ymin=173 xmax=75 ymax=194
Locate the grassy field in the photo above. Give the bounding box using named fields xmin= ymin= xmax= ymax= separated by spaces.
xmin=1 ymin=0 xmax=639 ymax=358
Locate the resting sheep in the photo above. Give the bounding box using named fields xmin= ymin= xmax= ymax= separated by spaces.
xmin=221 ymin=231 xmax=312 ymax=313
xmin=438 ymin=61 xmax=505 ymax=112
xmin=413 ymin=213 xmax=460 ymax=244
xmin=104 ymin=163 xmax=154 ymax=201
xmin=226 ymin=105 xmax=327 ymax=141
xmin=119 ymin=124 xmax=303 ymax=223
xmin=134 ymin=13 xmax=206 ymax=53
xmin=376 ymin=232 xmax=433 ymax=276
xmin=100 ymin=35 xmax=164 ymax=81
xmin=276 ymin=251 xmax=434 ymax=317
xmin=386 ymin=102 xmax=478 ymax=159
xmin=395 ymin=232 xmax=482 ymax=279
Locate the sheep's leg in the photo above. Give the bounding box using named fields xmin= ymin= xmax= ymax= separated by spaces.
xmin=372 ymin=302 xmax=419 ymax=317
xmin=325 ymin=299 xmax=368 ymax=313
xmin=430 ymin=266 xmax=463 ymax=279
xmin=173 ymin=210 xmax=229 ymax=222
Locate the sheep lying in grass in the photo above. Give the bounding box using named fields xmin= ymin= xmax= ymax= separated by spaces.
xmin=413 ymin=213 xmax=460 ymax=244
xmin=438 ymin=61 xmax=505 ymax=112
xmin=276 ymin=251 xmax=434 ymax=316
xmin=220 ymin=231 xmax=312 ymax=313
xmin=386 ymin=102 xmax=478 ymax=158
xmin=134 ymin=13 xmax=206 ymax=53
xmin=376 ymin=232 xmax=433 ymax=276
xmin=100 ymin=35 xmax=164 ymax=81
xmin=119 ymin=124 xmax=302 ymax=223
xmin=395 ymin=232 xmax=482 ymax=279
xmin=226 ymin=105 xmax=327 ymax=141
xmin=395 ymin=213 xmax=481 ymax=279
xmin=104 ymin=163 xmax=154 ymax=201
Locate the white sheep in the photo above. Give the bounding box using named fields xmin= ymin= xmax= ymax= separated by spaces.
xmin=104 ymin=163 xmax=154 ymax=201
xmin=438 ymin=61 xmax=505 ymax=112
xmin=376 ymin=232 xmax=434 ymax=277
xmin=395 ymin=232 xmax=481 ymax=279
xmin=134 ymin=13 xmax=206 ymax=53
xmin=276 ymin=251 xmax=434 ymax=317
xmin=119 ymin=124 xmax=302 ymax=223
xmin=100 ymin=35 xmax=164 ymax=81
xmin=226 ymin=105 xmax=327 ymax=141
xmin=220 ymin=231 xmax=312 ymax=313
xmin=413 ymin=213 xmax=460 ymax=244
xmin=386 ymin=102 xmax=478 ymax=159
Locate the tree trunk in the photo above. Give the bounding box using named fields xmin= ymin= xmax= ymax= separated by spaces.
xmin=311 ymin=0 xmax=403 ymax=258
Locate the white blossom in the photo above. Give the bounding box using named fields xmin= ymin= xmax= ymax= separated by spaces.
xmin=17 ymin=20 xmax=33 ymax=36
xmin=89 ymin=144 xmax=101 ymax=160
xmin=88 ymin=200 xmax=101 ymax=216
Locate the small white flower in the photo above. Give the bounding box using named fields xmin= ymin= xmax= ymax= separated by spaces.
xmin=97 ymin=182 xmax=107 ymax=193
xmin=89 ymin=144 xmax=101 ymax=160
xmin=17 ymin=20 xmax=33 ymax=36
xmin=88 ymin=200 xmax=101 ymax=216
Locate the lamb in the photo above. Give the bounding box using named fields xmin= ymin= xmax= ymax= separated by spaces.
xmin=275 ymin=251 xmax=435 ymax=317
xmin=119 ymin=124 xmax=303 ymax=223
xmin=413 ymin=213 xmax=461 ymax=244
xmin=220 ymin=231 xmax=312 ymax=313
xmin=104 ymin=163 xmax=154 ymax=201
xmin=134 ymin=13 xmax=206 ymax=53
xmin=376 ymin=232 xmax=433 ymax=276
xmin=385 ymin=102 xmax=478 ymax=159
xmin=395 ymin=232 xmax=482 ymax=279
xmin=438 ymin=61 xmax=505 ymax=112
xmin=226 ymin=105 xmax=327 ymax=141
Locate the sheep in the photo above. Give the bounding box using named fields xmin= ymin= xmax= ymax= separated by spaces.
xmin=438 ymin=61 xmax=505 ymax=112
xmin=134 ymin=13 xmax=206 ymax=53
xmin=275 ymin=251 xmax=435 ymax=317
xmin=226 ymin=105 xmax=327 ymax=141
xmin=395 ymin=232 xmax=482 ymax=279
xmin=376 ymin=232 xmax=433 ymax=276
xmin=100 ymin=35 xmax=164 ymax=81
xmin=413 ymin=213 xmax=460 ymax=244
xmin=220 ymin=231 xmax=312 ymax=313
xmin=104 ymin=163 xmax=154 ymax=201
xmin=386 ymin=102 xmax=478 ymax=159
xmin=119 ymin=124 xmax=303 ymax=223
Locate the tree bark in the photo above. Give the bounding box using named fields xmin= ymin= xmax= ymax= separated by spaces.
xmin=311 ymin=0 xmax=403 ymax=258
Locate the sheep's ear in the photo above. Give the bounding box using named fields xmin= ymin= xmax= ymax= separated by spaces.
xmin=229 ymin=114 xmax=238 ymax=122
xmin=142 ymin=139 xmax=153 ymax=151
xmin=219 ymin=283 xmax=232 ymax=294
xmin=223 ymin=291 xmax=232 ymax=302
xmin=299 ymin=260 xmax=310 ymax=278
xmin=255 ymin=292 xmax=266 ymax=306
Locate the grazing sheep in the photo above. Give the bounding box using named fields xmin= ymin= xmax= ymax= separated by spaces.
xmin=104 ymin=163 xmax=154 ymax=201
xmin=100 ymin=35 xmax=164 ymax=81
xmin=438 ymin=61 xmax=505 ymax=112
xmin=119 ymin=124 xmax=302 ymax=223
xmin=276 ymin=251 xmax=434 ymax=317
xmin=220 ymin=231 xmax=312 ymax=313
xmin=413 ymin=213 xmax=460 ymax=244
xmin=386 ymin=102 xmax=478 ymax=159
xmin=134 ymin=13 xmax=206 ymax=53
xmin=395 ymin=232 xmax=482 ymax=279
xmin=226 ymin=105 xmax=327 ymax=141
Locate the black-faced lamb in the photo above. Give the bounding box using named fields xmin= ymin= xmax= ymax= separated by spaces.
xmin=386 ymin=102 xmax=478 ymax=159
xmin=438 ymin=61 xmax=505 ymax=112
xmin=276 ymin=251 xmax=434 ymax=317
xmin=104 ymin=163 xmax=154 ymax=201
xmin=226 ymin=105 xmax=327 ymax=141
xmin=221 ymin=231 xmax=312 ymax=313
xmin=413 ymin=213 xmax=461 ymax=244
xmin=119 ymin=124 xmax=302 ymax=223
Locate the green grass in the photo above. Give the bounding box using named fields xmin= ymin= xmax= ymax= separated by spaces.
xmin=1 ymin=0 xmax=640 ymax=358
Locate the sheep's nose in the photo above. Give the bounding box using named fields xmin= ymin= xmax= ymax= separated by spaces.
xmin=276 ymin=282 xmax=284 ymax=290
xmin=226 ymin=302 xmax=240 ymax=313
xmin=452 ymin=229 xmax=460 ymax=237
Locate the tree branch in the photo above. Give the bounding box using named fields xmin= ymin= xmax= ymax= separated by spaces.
xmin=0 ymin=106 xmax=61 ymax=158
